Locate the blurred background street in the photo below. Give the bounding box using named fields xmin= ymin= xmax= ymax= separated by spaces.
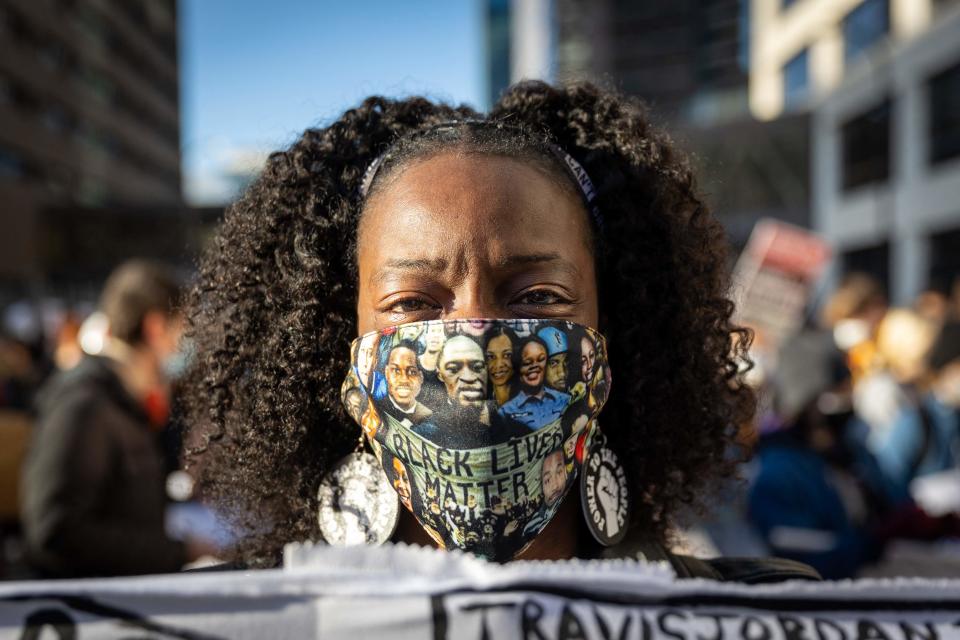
xmin=1 ymin=0 xmax=959 ymax=580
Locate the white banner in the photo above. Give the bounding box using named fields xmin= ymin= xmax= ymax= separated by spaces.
xmin=2 ymin=544 xmax=960 ymax=639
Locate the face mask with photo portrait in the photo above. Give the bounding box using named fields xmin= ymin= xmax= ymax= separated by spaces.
xmin=341 ymin=318 xmax=611 ymax=561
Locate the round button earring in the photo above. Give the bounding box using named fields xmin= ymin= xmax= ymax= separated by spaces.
xmin=580 ymin=430 xmax=631 ymax=547
xmin=317 ymin=451 xmax=400 ymax=546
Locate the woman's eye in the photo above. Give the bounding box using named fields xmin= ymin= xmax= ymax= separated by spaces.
xmin=388 ymin=298 xmax=436 ymax=314
xmin=514 ymin=290 xmax=566 ymax=306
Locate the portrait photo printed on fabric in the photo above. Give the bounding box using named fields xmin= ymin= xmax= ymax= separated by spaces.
xmin=340 ymin=319 xmax=611 ymax=560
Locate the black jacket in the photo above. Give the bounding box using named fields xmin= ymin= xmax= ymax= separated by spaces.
xmin=594 ymin=536 xmax=821 ymax=583
xmin=19 ymin=356 xmax=186 ymax=577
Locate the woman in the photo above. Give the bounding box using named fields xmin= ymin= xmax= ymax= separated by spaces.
xmin=518 ymin=337 xmax=548 ymax=391
xmin=184 ymin=82 xmax=815 ymax=579
xmin=498 ymin=334 xmax=571 ymax=431
xmin=483 ymin=325 xmax=517 ymax=407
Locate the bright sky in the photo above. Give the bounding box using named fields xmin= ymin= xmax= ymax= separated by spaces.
xmin=179 ymin=0 xmax=485 ymax=205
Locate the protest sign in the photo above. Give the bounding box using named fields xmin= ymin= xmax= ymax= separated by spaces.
xmin=732 ymin=219 xmax=831 ymax=360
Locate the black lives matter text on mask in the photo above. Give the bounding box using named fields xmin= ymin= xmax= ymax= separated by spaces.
xmin=388 ymin=421 xmax=563 ymax=509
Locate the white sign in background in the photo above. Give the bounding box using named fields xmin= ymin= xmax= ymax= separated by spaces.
xmin=2 ymin=544 xmax=960 ymax=639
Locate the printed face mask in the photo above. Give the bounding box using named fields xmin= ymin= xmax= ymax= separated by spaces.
xmin=341 ymin=319 xmax=611 ymax=561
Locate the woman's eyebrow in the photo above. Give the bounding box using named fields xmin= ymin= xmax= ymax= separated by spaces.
xmin=496 ymin=252 xmax=580 ymax=279
xmin=494 ymin=252 xmax=561 ymax=268
xmin=384 ymin=257 xmax=449 ymax=271
xmin=370 ymin=258 xmax=449 ymax=285
xmin=370 ymin=252 xmax=578 ymax=286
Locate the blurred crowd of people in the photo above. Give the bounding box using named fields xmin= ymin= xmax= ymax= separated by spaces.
xmin=2 ymin=259 xmax=960 ymax=580
xmin=738 ymin=273 xmax=960 ymax=578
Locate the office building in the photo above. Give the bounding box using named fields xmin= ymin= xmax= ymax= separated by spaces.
xmin=798 ymin=0 xmax=960 ymax=302
xmin=488 ymin=0 xmax=751 ymax=124
xmin=0 ymin=0 xmax=186 ymax=290
xmin=555 ymin=0 xmax=749 ymax=124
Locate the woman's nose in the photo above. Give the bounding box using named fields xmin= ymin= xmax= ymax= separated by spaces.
xmin=443 ymin=284 xmax=504 ymax=319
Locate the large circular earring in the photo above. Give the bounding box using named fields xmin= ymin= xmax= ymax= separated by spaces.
xmin=579 ymin=429 xmax=631 ymax=547
xmin=317 ymin=432 xmax=400 ymax=547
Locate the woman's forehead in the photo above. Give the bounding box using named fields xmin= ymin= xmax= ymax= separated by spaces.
xmin=358 ymin=153 xmax=592 ymax=275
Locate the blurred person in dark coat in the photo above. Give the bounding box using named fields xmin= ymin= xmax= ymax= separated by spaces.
xmin=19 ymin=260 xmax=213 ymax=577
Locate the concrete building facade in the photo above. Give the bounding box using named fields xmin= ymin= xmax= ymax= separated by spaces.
xmin=488 ymin=0 xmax=750 ymax=123
xmin=805 ymin=0 xmax=960 ymax=303
xmin=0 ymin=0 xmax=181 ymax=286
xmin=553 ymin=0 xmax=750 ymax=124
xmin=750 ymin=0 xmax=937 ymax=120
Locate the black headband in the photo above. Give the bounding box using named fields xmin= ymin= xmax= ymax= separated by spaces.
xmin=357 ymin=120 xmax=603 ymax=233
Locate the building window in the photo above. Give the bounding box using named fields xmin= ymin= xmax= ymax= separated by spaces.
xmin=843 ymin=0 xmax=889 ymax=64
xmin=841 ymin=99 xmax=891 ymax=191
xmin=929 ymin=60 xmax=960 ymax=165
xmin=41 ymin=105 xmax=73 ymax=135
xmin=78 ymin=65 xmax=116 ymax=105
xmin=933 ymin=0 xmax=960 ymax=14
xmin=0 ymin=147 xmax=24 ymax=180
xmin=0 ymin=76 xmax=13 ymax=105
xmin=783 ymin=49 xmax=809 ymax=109
xmin=929 ymin=227 xmax=960 ymax=295
xmin=38 ymin=43 xmax=66 ymax=72
xmin=737 ymin=0 xmax=750 ymax=73
xmin=74 ymin=6 xmax=110 ymax=53
xmin=842 ymin=242 xmax=890 ymax=296
xmin=75 ymin=125 xmax=117 ymax=160
xmin=78 ymin=177 xmax=109 ymax=206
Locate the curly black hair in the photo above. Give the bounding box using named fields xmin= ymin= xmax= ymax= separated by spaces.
xmin=182 ymin=81 xmax=754 ymax=567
